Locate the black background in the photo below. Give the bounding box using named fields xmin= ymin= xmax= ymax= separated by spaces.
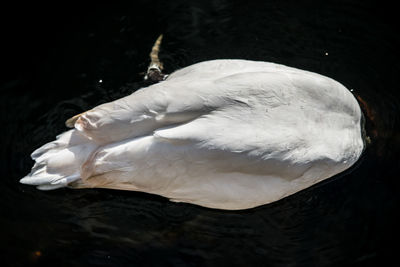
xmin=1 ymin=1 xmax=400 ymax=266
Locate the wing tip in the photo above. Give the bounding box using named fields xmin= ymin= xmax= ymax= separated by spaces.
xmin=65 ymin=114 xmax=80 ymax=128
xmin=66 ymin=111 xmax=89 ymax=128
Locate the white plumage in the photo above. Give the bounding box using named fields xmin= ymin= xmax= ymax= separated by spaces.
xmin=20 ymin=59 xmax=364 ymax=210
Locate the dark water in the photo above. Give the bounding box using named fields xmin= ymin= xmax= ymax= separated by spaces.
xmin=1 ymin=1 xmax=399 ymax=266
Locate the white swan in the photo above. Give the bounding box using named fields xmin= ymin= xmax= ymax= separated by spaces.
xmin=20 ymin=59 xmax=364 ymax=210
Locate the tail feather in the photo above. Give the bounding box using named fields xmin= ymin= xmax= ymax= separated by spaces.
xmin=37 ymin=184 xmax=68 ymax=191
xmin=31 ymin=130 xmax=90 ymax=160
xmin=20 ymin=130 xmax=98 ymax=190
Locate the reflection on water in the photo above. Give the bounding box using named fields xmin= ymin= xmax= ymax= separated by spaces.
xmin=1 ymin=0 xmax=399 ymax=266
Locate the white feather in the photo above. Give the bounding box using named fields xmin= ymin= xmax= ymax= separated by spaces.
xmin=20 ymin=59 xmax=364 ymax=210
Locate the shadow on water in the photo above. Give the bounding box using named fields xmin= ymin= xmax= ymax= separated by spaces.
xmin=1 ymin=0 xmax=399 ymax=266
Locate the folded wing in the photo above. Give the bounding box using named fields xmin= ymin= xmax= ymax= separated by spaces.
xmin=66 ymin=59 xmax=310 ymax=145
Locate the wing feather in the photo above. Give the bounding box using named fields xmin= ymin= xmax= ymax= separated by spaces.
xmin=66 ymin=60 xmax=308 ymax=144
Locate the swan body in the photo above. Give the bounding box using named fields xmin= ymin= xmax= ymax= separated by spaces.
xmin=20 ymin=59 xmax=364 ymax=210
